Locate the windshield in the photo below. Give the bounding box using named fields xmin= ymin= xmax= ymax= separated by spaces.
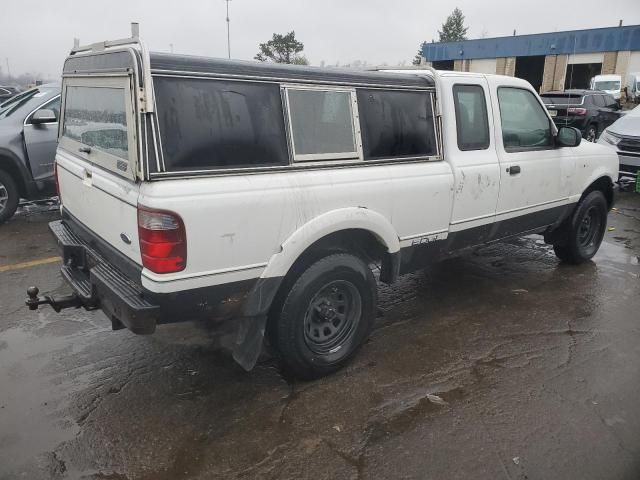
xmin=541 ymin=94 xmax=583 ymax=105
xmin=0 ymin=87 xmax=57 ymax=119
xmin=594 ymin=81 xmax=621 ymax=91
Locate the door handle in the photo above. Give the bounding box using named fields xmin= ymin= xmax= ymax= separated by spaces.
xmin=78 ymin=146 xmax=92 ymax=154
xmin=507 ymin=165 xmax=521 ymax=175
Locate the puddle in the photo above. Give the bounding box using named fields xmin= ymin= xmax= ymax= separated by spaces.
xmin=0 ymin=325 xmax=88 ymax=471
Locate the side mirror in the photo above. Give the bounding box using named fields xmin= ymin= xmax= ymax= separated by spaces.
xmin=556 ymin=126 xmax=582 ymax=147
xmin=31 ymin=108 xmax=57 ymax=125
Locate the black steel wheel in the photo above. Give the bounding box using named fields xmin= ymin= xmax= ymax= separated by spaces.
xmin=553 ymin=190 xmax=608 ymax=264
xmin=268 ymin=253 xmax=376 ymax=380
xmin=0 ymin=170 xmax=19 ymax=223
xmin=303 ymin=280 xmax=361 ymax=355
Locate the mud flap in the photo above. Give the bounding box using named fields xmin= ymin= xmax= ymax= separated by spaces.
xmin=232 ymin=314 xmax=268 ymax=371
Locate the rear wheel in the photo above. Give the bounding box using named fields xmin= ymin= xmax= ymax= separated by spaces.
xmin=553 ymin=190 xmax=607 ymax=264
xmin=268 ymin=253 xmax=377 ymax=380
xmin=0 ymin=170 xmax=19 ymax=223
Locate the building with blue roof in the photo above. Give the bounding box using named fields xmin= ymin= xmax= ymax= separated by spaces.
xmin=420 ymin=24 xmax=640 ymax=93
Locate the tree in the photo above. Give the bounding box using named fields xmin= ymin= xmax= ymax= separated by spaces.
xmin=254 ymin=31 xmax=308 ymax=65
xmin=438 ymin=7 xmax=468 ymax=42
xmin=412 ymin=41 xmax=427 ymax=65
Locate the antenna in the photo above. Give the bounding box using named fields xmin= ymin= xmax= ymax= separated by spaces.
xmin=225 ymin=0 xmax=232 ymax=59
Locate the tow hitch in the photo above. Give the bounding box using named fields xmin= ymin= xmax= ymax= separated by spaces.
xmin=25 ymin=286 xmax=84 ymax=313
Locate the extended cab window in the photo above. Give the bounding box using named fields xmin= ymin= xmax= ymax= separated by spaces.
xmin=453 ymin=85 xmax=489 ymax=150
xmin=356 ymin=89 xmax=437 ymax=160
xmin=286 ymin=88 xmax=358 ymax=161
xmin=154 ymin=77 xmax=289 ymax=170
xmin=498 ymin=87 xmax=552 ymax=151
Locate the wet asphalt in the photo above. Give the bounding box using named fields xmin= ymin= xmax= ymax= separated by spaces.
xmin=0 ymin=194 xmax=639 ymax=480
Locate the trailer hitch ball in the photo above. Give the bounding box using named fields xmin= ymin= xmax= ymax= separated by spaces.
xmin=26 ymin=286 xmax=41 ymax=310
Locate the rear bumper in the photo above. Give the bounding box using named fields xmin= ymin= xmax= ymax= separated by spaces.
xmin=46 ymin=212 xmax=280 ymax=336
xmin=49 ymin=220 xmax=159 ymax=334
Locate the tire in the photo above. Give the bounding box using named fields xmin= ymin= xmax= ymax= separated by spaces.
xmin=553 ymin=190 xmax=608 ymax=264
xmin=0 ymin=169 xmax=19 ymax=223
xmin=268 ymin=253 xmax=377 ymax=380
xmin=584 ymin=124 xmax=597 ymax=142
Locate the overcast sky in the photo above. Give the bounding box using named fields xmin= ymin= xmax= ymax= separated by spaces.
xmin=2 ymin=0 xmax=640 ymax=80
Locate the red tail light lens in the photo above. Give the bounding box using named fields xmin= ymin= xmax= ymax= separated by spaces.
xmin=567 ymin=107 xmax=587 ymax=116
xmin=137 ymin=206 xmax=186 ymax=274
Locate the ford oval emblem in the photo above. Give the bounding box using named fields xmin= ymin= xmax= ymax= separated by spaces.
xmin=120 ymin=233 xmax=132 ymax=245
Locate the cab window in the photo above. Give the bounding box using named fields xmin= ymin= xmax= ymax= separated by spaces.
xmin=497 ymin=87 xmax=552 ymax=151
xmin=453 ymin=85 xmax=489 ymax=151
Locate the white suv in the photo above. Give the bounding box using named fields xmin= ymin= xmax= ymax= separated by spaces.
xmin=26 ymin=29 xmax=618 ymax=379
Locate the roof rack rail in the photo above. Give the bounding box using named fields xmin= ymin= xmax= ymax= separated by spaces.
xmin=70 ymin=22 xmax=141 ymax=55
xmin=69 ymin=23 xmax=154 ymax=113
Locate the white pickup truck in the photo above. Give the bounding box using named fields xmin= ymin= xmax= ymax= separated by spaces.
xmin=26 ymin=29 xmax=618 ymax=379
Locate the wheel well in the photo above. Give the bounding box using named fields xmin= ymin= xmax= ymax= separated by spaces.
xmin=0 ymin=156 xmax=27 ymax=197
xmin=267 ymin=229 xmax=390 ymax=320
xmin=582 ymin=176 xmax=614 ymax=209
xmin=287 ymin=229 xmax=387 ymax=281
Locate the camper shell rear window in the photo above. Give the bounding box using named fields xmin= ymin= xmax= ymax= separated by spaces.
xmin=59 ymin=76 xmax=137 ymax=180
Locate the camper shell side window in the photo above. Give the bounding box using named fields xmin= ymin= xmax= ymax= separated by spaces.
xmin=151 ymin=75 xmax=440 ymax=175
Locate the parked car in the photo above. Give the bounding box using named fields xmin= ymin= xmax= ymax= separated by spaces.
xmin=0 ymin=86 xmax=21 ymax=102
xmin=26 ymin=30 xmax=618 ymax=380
xmin=541 ymin=90 xmax=622 ymax=142
xmin=0 ymin=83 xmax=60 ymax=222
xmin=590 ymin=74 xmax=623 ymax=101
xmin=598 ymin=105 xmax=640 ymax=186
xmin=624 ymin=72 xmax=640 ymax=104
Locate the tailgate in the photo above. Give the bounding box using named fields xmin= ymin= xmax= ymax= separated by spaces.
xmin=56 ymin=150 xmax=141 ymax=265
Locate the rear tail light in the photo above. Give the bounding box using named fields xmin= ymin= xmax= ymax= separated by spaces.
xmin=567 ymin=107 xmax=587 ymax=116
xmin=137 ymin=206 xmax=187 ymax=274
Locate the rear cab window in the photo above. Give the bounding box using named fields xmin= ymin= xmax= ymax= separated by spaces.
xmin=59 ymin=76 xmax=137 ymax=180
xmin=452 ymin=85 xmax=490 ymax=151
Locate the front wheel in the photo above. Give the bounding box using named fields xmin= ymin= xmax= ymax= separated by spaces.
xmin=268 ymin=253 xmax=377 ymax=380
xmin=0 ymin=170 xmax=20 ymax=223
xmin=553 ymin=190 xmax=608 ymax=264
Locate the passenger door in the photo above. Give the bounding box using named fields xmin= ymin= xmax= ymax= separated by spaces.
xmin=489 ymin=81 xmax=574 ymax=235
xmin=23 ymin=96 xmax=60 ymax=181
xmin=443 ymin=77 xmax=501 ymax=248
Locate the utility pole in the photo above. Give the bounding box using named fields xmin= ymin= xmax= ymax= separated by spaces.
xmin=225 ymin=0 xmax=232 ymax=59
